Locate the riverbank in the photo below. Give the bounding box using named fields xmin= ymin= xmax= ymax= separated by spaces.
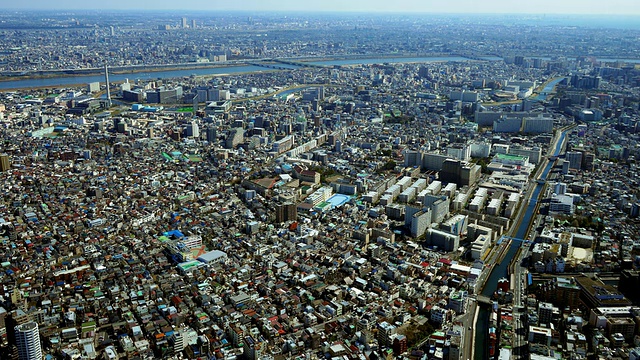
xmin=0 ymin=62 xmax=246 ymax=83
xmin=0 ymin=53 xmax=501 ymax=83
xmin=294 ymin=52 xmax=456 ymax=63
xmin=0 ymin=54 xmax=434 ymax=82
xmin=474 ymin=128 xmax=569 ymax=359
xmin=0 ymin=64 xmax=280 ymax=91
xmin=0 ymin=55 xmax=483 ymax=91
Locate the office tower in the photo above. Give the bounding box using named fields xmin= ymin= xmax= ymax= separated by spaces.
xmin=0 ymin=154 xmax=10 ymax=172
xmin=566 ymin=151 xmax=583 ymax=170
xmin=418 ymin=66 xmax=429 ymax=78
xmin=205 ymin=127 xmax=217 ymax=143
xmin=15 ymin=322 xmax=42 ymax=360
xmin=191 ymin=19 xmax=196 ymax=29
xmin=186 ymin=121 xmax=200 ymax=138
xmin=109 ymin=26 xmax=115 ymax=36
xmin=182 ymin=17 xmax=188 ymax=28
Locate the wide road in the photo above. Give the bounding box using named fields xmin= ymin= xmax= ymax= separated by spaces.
xmin=456 ymin=297 xmax=477 ymax=360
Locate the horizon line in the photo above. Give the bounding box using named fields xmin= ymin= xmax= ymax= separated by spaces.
xmin=1 ymin=8 xmax=640 ymax=16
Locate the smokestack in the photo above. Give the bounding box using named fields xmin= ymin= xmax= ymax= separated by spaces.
xmin=104 ymin=64 xmax=112 ymax=107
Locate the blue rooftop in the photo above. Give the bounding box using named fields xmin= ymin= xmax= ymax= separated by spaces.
xmin=163 ymin=230 xmax=184 ymax=238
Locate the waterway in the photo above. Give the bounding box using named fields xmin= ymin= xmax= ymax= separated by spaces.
xmin=276 ymin=86 xmax=313 ymax=99
xmin=3 ymin=55 xmax=640 ymax=92
xmin=474 ymin=130 xmax=566 ymax=360
xmin=532 ymin=77 xmax=567 ymax=101
xmin=0 ymin=55 xmax=491 ymax=91
xmin=0 ymin=65 xmax=268 ymax=91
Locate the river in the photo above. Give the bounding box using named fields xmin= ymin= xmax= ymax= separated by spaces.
xmin=474 ymin=130 xmax=566 ymax=359
xmin=0 ymin=65 xmax=269 ymax=91
xmin=0 ymin=56 xmax=492 ymax=91
xmin=532 ymin=77 xmax=567 ymax=101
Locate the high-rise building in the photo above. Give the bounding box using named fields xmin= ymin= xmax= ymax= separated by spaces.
xmin=523 ymin=115 xmax=554 ymax=134
xmin=393 ymin=335 xmax=407 ymax=356
xmin=205 ymin=127 xmax=217 ymax=143
xmin=0 ymin=154 xmax=10 ymax=172
xmin=538 ymin=302 xmax=556 ymax=325
xmin=566 ymin=151 xmax=583 ymax=170
xmin=493 ymin=117 xmax=523 ymax=133
xmin=418 ymin=66 xmax=429 ymax=78
xmin=186 ymin=121 xmax=200 ymax=138
xmin=583 ymin=152 xmax=595 ymax=171
xmin=440 ymin=159 xmax=481 ymax=187
xmin=377 ymin=321 xmax=396 ymax=347
xmin=182 ymin=17 xmax=188 ymax=28
xmin=619 ymin=270 xmax=640 ymax=303
xmin=404 ymin=150 xmax=423 ymax=168
xmin=15 ymin=322 xmax=42 ymax=360
xmin=276 ymin=203 xmax=297 ymax=223
xmin=191 ymin=19 xmax=196 ymax=29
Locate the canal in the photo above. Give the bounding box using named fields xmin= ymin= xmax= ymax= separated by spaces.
xmin=532 ymin=77 xmax=566 ymax=101
xmin=474 ymin=130 xmax=566 ymax=359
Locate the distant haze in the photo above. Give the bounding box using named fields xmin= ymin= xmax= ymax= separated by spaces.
xmin=3 ymin=0 xmax=640 ymax=15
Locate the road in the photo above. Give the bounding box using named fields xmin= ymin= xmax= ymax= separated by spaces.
xmin=463 ymin=181 xmax=535 ymax=360
xmin=455 ymin=299 xmax=476 ymax=360
xmin=467 ymin=126 xmax=570 ymax=360
xmin=461 ymin=183 xmax=533 ymax=360
xmin=509 ymin=126 xmax=570 ymax=359
xmin=512 ymin=239 xmax=530 ymax=358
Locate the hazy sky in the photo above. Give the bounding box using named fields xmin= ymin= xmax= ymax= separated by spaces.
xmin=2 ymin=0 xmax=640 ymax=15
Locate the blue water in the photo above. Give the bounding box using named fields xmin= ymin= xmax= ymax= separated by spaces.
xmin=277 ymin=86 xmax=314 ymax=99
xmin=533 ymin=77 xmax=566 ymax=101
xmin=474 ymin=131 xmax=566 ymax=359
xmin=5 ymin=54 xmax=639 ymax=92
xmin=0 ymin=65 xmax=268 ymax=91
xmin=0 ymin=56 xmax=494 ymax=91
xmin=327 ymin=194 xmax=350 ymax=207
xmin=542 ymin=77 xmax=566 ymax=93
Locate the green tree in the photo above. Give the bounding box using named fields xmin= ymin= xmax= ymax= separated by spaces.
xmin=376 ymin=160 xmax=397 ymax=174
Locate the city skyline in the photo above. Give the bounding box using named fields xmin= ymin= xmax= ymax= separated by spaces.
xmin=2 ymin=0 xmax=640 ymax=15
